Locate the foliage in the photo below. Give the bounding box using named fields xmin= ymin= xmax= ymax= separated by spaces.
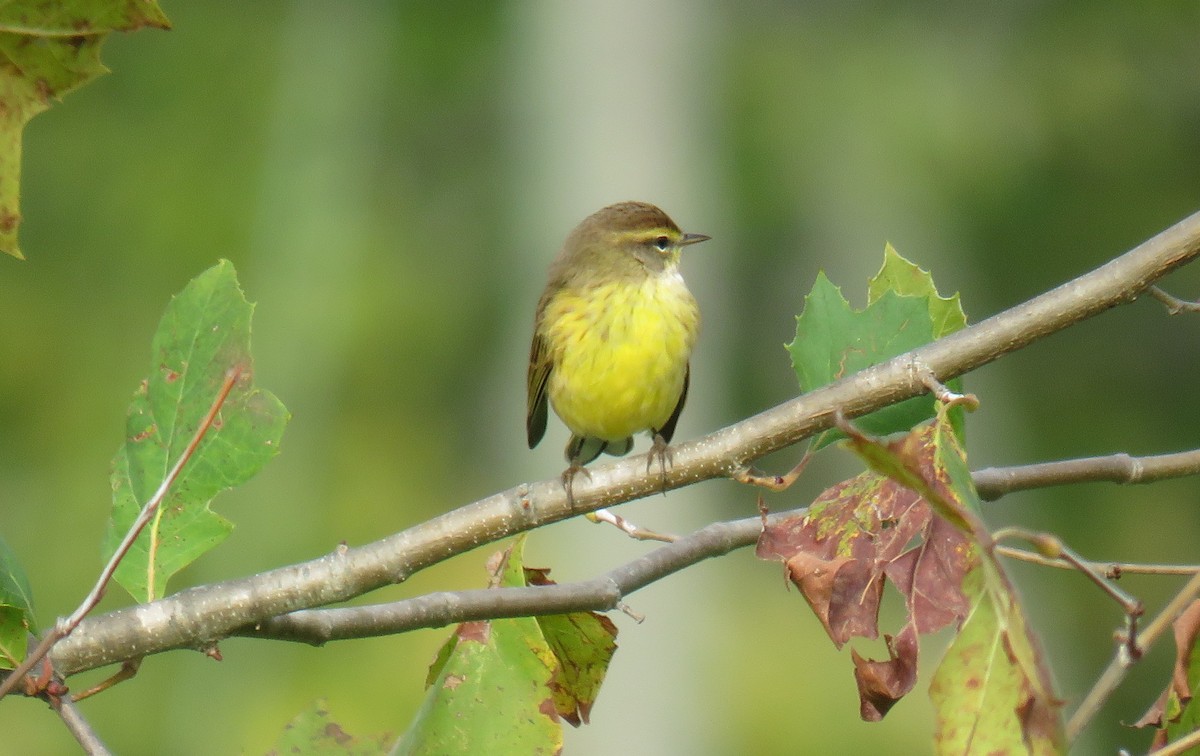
xmin=0 ymin=0 xmax=168 ymax=258
xmin=0 ymin=536 xmax=35 ymax=670
xmin=395 ymin=536 xmax=617 ymax=754
xmin=789 ymin=246 xmax=967 ymax=448
xmin=268 ymin=699 xmax=391 ymax=756
xmin=3 ymin=221 xmax=1198 ymax=753
xmin=771 ymin=260 xmax=1061 ymax=751
xmin=103 ymin=261 xmax=288 ymax=602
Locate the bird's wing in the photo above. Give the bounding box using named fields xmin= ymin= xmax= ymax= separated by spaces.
xmin=657 ymin=363 xmax=689 ymax=444
xmin=526 ymin=332 xmax=552 ymax=448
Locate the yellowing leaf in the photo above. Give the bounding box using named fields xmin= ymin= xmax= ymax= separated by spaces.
xmin=0 ymin=1 xmax=170 ymax=258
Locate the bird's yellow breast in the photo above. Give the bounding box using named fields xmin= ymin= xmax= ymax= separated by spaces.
xmin=540 ymin=271 xmax=699 ymax=442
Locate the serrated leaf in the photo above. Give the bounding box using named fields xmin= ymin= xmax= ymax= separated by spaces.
xmin=0 ymin=1 xmax=169 ymax=258
xmin=0 ymin=535 xmax=35 ymax=669
xmin=399 ymin=537 xmax=618 ymax=754
xmin=268 ymin=699 xmax=392 ymax=756
xmin=867 ymin=244 xmax=967 ymax=337
xmin=527 ymin=566 xmax=618 ymax=726
xmin=397 ymin=538 xmax=561 ymax=755
xmin=757 ymin=414 xmax=979 ymax=720
xmin=760 ymin=407 xmax=1063 ymax=746
xmin=104 ymin=261 xmax=288 ymax=602
xmin=788 ymin=247 xmax=967 ymax=448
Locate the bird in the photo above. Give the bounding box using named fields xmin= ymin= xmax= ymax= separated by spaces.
xmin=526 ymin=201 xmax=708 ymax=503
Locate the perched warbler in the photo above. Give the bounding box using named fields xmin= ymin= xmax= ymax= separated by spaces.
xmin=526 ymin=201 xmax=708 ymax=501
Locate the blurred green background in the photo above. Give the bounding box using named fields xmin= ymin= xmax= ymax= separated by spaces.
xmin=2 ymin=1 xmax=1199 ymax=753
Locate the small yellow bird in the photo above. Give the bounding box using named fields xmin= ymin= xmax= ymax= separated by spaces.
xmin=526 ymin=201 xmax=708 ymax=501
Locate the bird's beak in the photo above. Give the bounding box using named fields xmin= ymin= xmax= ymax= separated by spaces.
xmin=680 ymin=233 xmax=711 ymax=246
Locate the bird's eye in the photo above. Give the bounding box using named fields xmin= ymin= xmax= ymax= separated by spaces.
xmin=653 ymin=235 xmax=671 ymax=252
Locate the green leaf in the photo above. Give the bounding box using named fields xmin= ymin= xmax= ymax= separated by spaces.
xmin=104 ymin=261 xmax=288 ymax=602
xmin=0 ymin=535 xmax=35 ymax=669
xmin=788 ymin=247 xmax=968 ymax=448
xmin=269 ymin=699 xmax=392 ymax=755
xmin=396 ymin=540 xmax=561 ymax=755
xmin=867 ymin=244 xmax=966 ymax=336
xmin=0 ymin=1 xmax=170 ymax=258
xmin=930 ymin=567 xmax=1063 ymax=755
xmin=527 ymin=567 xmax=618 ymax=726
xmin=398 ymin=536 xmax=618 ymax=753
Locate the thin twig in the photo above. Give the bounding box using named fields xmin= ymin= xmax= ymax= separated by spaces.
xmin=586 ymin=509 xmax=677 ymax=542
xmin=1148 ymin=285 xmax=1200 ymax=314
xmin=52 ymin=687 xmax=112 ymax=755
xmin=0 ymin=369 xmax=241 ymax=701
xmin=913 ymin=361 xmax=980 ymax=410
xmin=70 ymin=658 xmax=142 ymax=702
xmin=1067 ymin=570 xmax=1200 ymax=742
xmin=1153 ymin=724 xmax=1200 ymax=756
xmin=731 ymin=447 xmax=814 ymax=491
xmin=993 ymin=528 xmax=1143 ymax=619
xmin=996 ymin=546 xmax=1200 ymax=577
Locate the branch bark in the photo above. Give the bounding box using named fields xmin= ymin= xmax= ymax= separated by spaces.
xmin=973 ymin=449 xmax=1200 ymax=501
xmin=48 ymin=209 xmax=1200 ymax=678
xmin=236 ymin=511 xmax=775 ymax=645
xmin=242 ymin=438 xmax=1200 ymax=645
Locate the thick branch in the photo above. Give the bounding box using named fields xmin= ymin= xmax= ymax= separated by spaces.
xmin=49 ymin=210 xmax=1200 ymax=677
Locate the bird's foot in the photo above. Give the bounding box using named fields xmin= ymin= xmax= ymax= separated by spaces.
xmin=561 ymin=464 xmax=592 ymax=508
xmin=646 ymin=433 xmax=674 ymax=493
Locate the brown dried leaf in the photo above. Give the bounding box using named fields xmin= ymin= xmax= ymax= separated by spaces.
xmin=757 ymin=467 xmax=940 ymax=648
xmin=1133 ymin=599 xmax=1200 ymax=733
xmin=757 ymin=422 xmax=977 ymax=652
xmin=852 ymin=626 xmax=920 ymax=721
xmin=884 ymin=515 xmax=975 ymax=635
xmin=760 ymin=409 xmax=1062 ymax=747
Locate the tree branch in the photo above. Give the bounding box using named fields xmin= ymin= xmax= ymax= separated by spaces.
xmin=246 ymin=456 xmax=1200 ymax=646
xmin=52 ymin=688 xmax=112 ymax=756
xmin=973 ymin=449 xmax=1200 ymax=501
xmin=47 ymin=209 xmax=1200 ymax=678
xmin=235 ymin=511 xmax=776 ymax=645
xmin=996 ymin=546 xmax=1200 ymax=577
xmin=1066 ymin=570 xmax=1200 ymax=740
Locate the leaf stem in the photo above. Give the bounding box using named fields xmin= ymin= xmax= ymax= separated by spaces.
xmin=0 ymin=368 xmax=241 ymax=701
xmin=1066 ymin=570 xmax=1200 ymax=741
